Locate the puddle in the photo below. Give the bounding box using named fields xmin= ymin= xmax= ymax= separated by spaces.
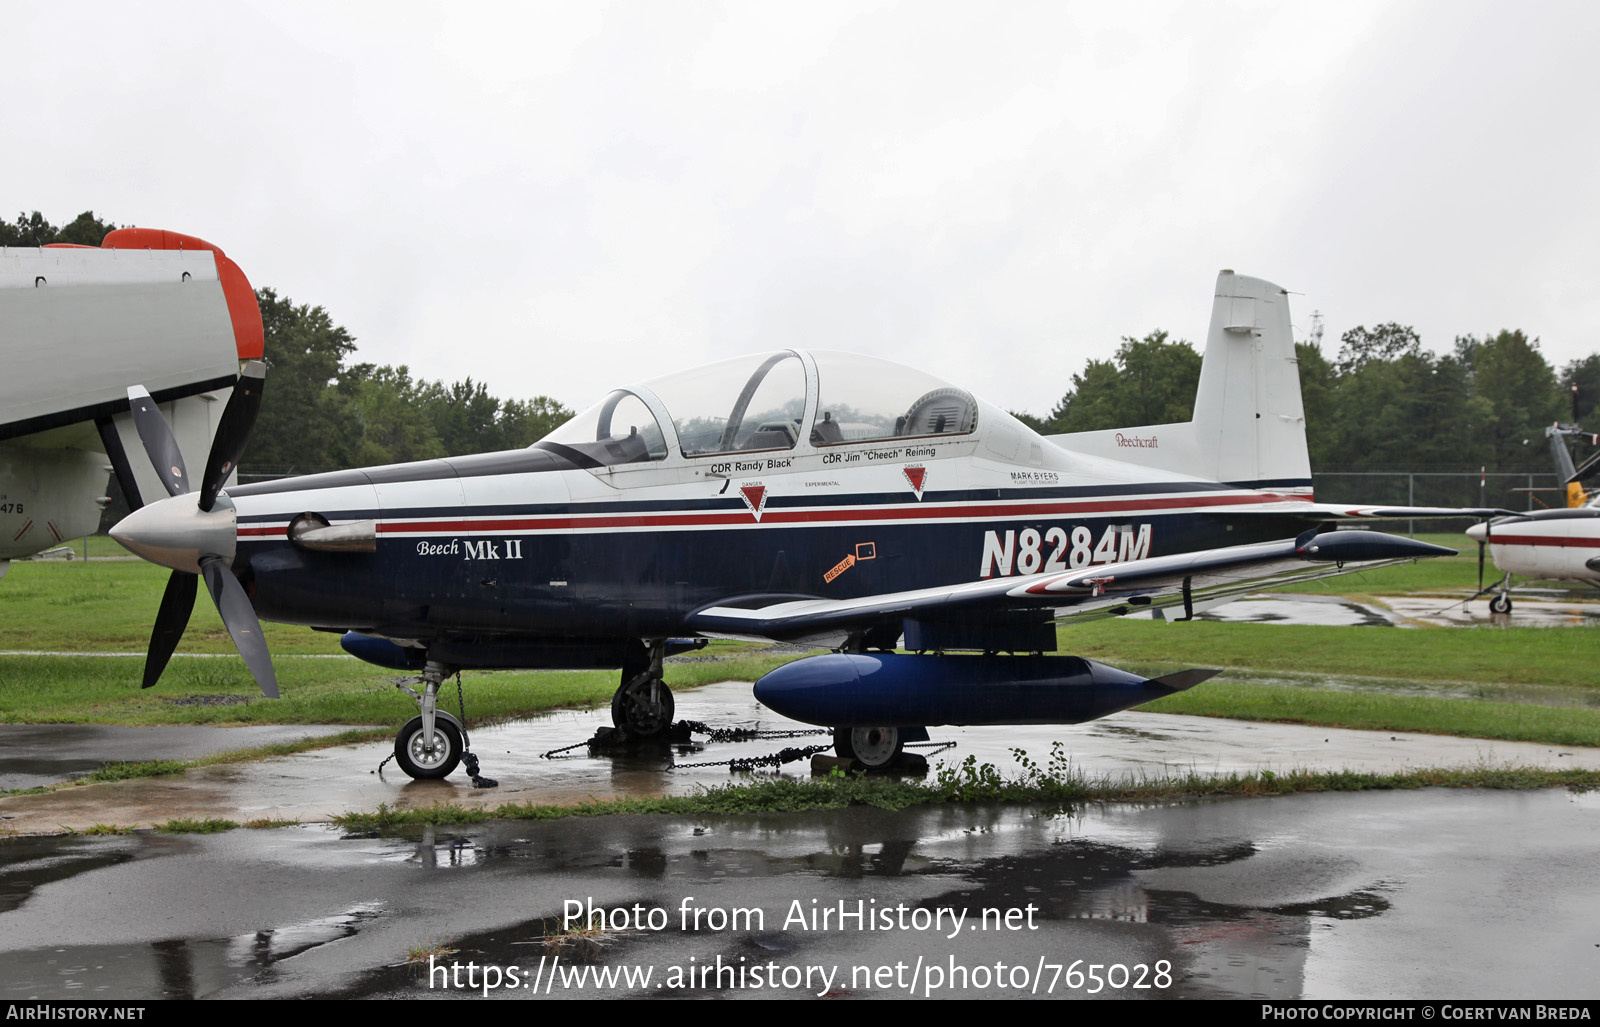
xmin=1383 ymin=595 xmax=1600 ymax=628
xmin=0 ymin=905 xmax=387 ymax=999
xmin=1134 ymin=592 xmax=1600 ymax=630
xmin=0 ymin=835 xmax=140 ymax=914
xmin=1194 ymin=595 xmax=1396 ymax=627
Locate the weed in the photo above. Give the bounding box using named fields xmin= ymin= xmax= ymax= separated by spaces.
xmin=406 ymin=938 xmax=458 ymax=964
xmin=327 ymin=760 xmax=1600 ymax=832
xmin=86 ymin=760 xmax=188 ymax=783
xmin=154 ymin=817 xmax=239 ymax=834
xmin=543 ymin=922 xmax=619 ymax=960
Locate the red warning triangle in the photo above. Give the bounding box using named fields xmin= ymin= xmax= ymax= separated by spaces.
xmin=740 ymin=484 xmax=767 ymax=520
xmin=903 ymin=465 xmax=926 ymax=498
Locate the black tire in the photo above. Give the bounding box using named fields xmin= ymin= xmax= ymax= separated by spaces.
xmin=833 ymin=726 xmax=903 ymax=769
xmin=611 ymin=679 xmax=675 ymax=737
xmin=1489 ymin=594 xmax=1512 ymax=615
xmin=394 ymin=716 xmax=462 ymax=779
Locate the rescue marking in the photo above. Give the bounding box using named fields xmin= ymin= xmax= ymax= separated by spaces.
xmin=739 ymin=484 xmax=767 ymax=521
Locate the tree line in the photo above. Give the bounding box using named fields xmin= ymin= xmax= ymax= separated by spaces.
xmin=1011 ymin=324 xmax=1600 ymax=507
xmin=247 ymin=289 xmax=572 ymax=476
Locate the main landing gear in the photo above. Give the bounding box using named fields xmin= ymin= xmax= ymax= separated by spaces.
xmin=1488 ymin=573 xmax=1514 ymax=615
xmin=833 ymin=726 xmax=904 ymax=769
xmin=391 ymin=660 xmax=495 ymax=785
xmin=611 ymin=639 xmax=675 ymax=739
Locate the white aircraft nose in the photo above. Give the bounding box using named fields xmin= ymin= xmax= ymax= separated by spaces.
xmin=1464 ymin=523 xmax=1487 ymax=542
xmin=110 ymin=493 xmax=237 ymax=575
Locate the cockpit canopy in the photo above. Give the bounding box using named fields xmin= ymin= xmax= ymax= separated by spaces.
xmin=537 ymin=350 xmax=978 ymax=467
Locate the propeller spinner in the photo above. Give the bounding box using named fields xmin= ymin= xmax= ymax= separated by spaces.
xmin=108 ymin=361 xmax=278 ymax=698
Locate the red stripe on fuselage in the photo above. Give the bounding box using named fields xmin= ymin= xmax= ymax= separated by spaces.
xmin=1490 ymin=534 xmax=1600 ymax=549
xmin=236 ymin=491 xmax=1311 ymax=540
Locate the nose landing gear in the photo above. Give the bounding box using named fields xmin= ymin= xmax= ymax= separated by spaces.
xmin=390 ymin=660 xmax=496 ymax=786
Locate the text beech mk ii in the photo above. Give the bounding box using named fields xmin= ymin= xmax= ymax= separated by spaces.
xmin=110 ymin=267 xmax=1495 ymax=779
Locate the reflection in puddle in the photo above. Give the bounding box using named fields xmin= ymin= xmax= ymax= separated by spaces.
xmin=1 ymin=905 xmax=385 ymax=999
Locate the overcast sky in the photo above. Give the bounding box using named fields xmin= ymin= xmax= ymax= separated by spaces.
xmin=9 ymin=0 xmax=1599 ymax=417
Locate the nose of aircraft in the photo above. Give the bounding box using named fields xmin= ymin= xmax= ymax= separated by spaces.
xmin=1465 ymin=522 xmax=1487 ymax=542
xmin=110 ymin=492 xmax=238 ymax=575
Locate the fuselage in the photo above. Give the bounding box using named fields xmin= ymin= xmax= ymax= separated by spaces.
xmin=1466 ymin=503 xmax=1600 ymax=587
xmin=216 ymin=350 xmax=1322 ymax=653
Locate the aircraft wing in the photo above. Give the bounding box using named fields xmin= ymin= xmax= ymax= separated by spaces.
xmin=688 ymin=529 xmax=1452 ymax=643
xmin=1240 ymin=501 xmax=1513 ymax=519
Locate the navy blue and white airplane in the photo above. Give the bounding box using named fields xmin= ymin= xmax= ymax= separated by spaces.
xmin=109 ymin=271 xmax=1488 ymax=779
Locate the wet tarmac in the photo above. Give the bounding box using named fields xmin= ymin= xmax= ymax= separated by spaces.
xmin=1156 ymin=591 xmax=1600 ymax=628
xmin=1381 ymin=594 xmax=1600 ymax=628
xmin=0 ymin=723 xmax=363 ymax=791
xmin=3 ymin=679 xmax=1597 ymax=837
xmin=1 ymin=788 xmax=1596 ymax=999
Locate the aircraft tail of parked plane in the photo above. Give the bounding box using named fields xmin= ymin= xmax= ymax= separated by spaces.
xmin=1048 ymin=271 xmax=1309 ymax=493
xmin=103 ymin=264 xmax=1503 ymax=780
xmin=0 ymin=229 xmax=262 ymax=578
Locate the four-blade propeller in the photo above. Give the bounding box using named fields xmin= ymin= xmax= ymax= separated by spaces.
xmin=109 ymin=361 xmax=278 ymax=698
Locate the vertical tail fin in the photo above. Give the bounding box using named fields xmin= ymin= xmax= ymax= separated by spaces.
xmin=1045 ymin=271 xmax=1312 ymax=492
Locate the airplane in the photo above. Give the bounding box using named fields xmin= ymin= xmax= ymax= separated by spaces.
xmin=107 ymin=268 xmax=1500 ymax=781
xmin=0 ymin=229 xmax=262 ymax=580
xmin=1466 ymin=420 xmax=1600 ymax=613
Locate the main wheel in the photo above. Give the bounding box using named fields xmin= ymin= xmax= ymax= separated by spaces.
xmin=612 ymin=678 xmax=675 ymax=738
xmin=833 ymin=726 xmax=903 ymax=769
xmin=394 ymin=716 xmax=462 ymax=780
xmin=1489 ymin=593 xmax=1513 ymax=614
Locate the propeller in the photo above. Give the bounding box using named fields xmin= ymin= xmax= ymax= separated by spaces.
xmin=1477 ymin=520 xmax=1488 ymax=593
xmin=109 ymin=361 xmax=278 ymax=698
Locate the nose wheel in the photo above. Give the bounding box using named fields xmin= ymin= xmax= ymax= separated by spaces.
xmin=388 ymin=660 xmax=494 ymax=785
xmin=394 ymin=716 xmax=463 ymax=779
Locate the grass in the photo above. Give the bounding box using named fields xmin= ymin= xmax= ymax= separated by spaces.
xmin=327 ymin=753 xmax=1600 ymax=832
xmin=85 ymin=760 xmax=191 ymax=783
xmin=543 ymin=924 xmax=619 ymax=960
xmin=155 ymin=817 xmax=240 ymax=834
xmin=23 ymin=741 xmax=1600 ymax=837
xmin=1143 ymin=678 xmax=1600 ymax=747
xmin=0 ymin=642 xmax=796 ymax=728
xmin=3 ymin=532 xmax=1598 ymax=791
xmin=1274 ymin=533 xmax=1485 ymax=595
xmin=1057 ymin=618 xmax=1596 ymax=690
xmin=405 ymin=939 xmax=459 ymax=964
